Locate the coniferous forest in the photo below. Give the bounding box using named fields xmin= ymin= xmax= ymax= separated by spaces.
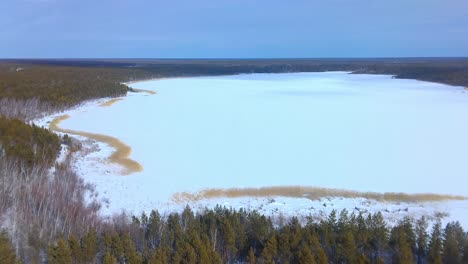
xmin=43 ymin=208 xmax=468 ymax=264
xmin=1 ymin=59 xmax=468 ymax=263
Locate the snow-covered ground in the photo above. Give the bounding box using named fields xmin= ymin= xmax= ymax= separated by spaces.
xmin=38 ymin=72 xmax=468 ymax=228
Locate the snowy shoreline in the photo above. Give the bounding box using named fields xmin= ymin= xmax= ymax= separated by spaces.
xmin=34 ymin=72 xmax=468 ymax=228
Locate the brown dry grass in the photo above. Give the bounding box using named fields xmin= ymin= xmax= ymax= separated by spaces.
xmin=50 ymin=115 xmax=143 ymax=175
xmin=172 ymin=186 xmax=467 ymax=204
xmin=99 ymin=98 xmax=123 ymax=107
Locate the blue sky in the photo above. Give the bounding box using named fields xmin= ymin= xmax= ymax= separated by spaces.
xmin=1 ymin=0 xmax=467 ymax=58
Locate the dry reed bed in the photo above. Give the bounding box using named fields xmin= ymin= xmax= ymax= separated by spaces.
xmin=99 ymin=98 xmax=124 ymax=107
xmin=172 ymin=186 xmax=467 ymax=204
xmin=49 ymin=114 xmax=142 ymax=175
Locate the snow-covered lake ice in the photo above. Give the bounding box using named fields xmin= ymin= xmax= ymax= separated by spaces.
xmin=57 ymin=72 xmax=468 ymax=223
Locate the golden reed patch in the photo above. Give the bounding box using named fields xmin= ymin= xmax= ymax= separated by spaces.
xmin=50 ymin=114 xmax=143 ymax=175
xmin=172 ymin=186 xmax=467 ymax=204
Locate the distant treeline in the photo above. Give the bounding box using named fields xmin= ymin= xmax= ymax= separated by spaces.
xmin=3 ymin=206 xmax=468 ymax=264
xmin=0 ymin=64 xmax=130 ymax=108
xmin=1 ymin=58 xmax=468 ymax=111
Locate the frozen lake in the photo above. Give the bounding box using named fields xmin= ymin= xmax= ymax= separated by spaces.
xmin=59 ymin=72 xmax=468 ymax=214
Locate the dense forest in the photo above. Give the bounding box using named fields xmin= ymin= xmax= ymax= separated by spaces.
xmin=1 ymin=59 xmax=468 ymax=112
xmin=0 ymin=64 xmax=130 ymax=108
xmin=4 ymin=58 xmax=468 ymax=87
xmin=3 ymin=206 xmax=468 ymax=263
xmin=1 ymin=59 xmax=468 ymax=263
xmin=0 ymin=117 xmax=61 ymax=166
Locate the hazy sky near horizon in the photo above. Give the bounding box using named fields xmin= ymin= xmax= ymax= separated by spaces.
xmin=1 ymin=0 xmax=467 ymax=58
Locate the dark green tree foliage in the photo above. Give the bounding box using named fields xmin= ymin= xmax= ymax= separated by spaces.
xmin=261 ymin=235 xmax=278 ymax=264
xmin=390 ymin=222 xmax=415 ymax=264
xmin=81 ymin=229 xmax=98 ymax=263
xmin=68 ymin=234 xmax=82 ymax=264
xmin=30 ymin=207 xmax=468 ymax=264
xmin=0 ymin=231 xmax=19 ymax=264
xmin=247 ymin=247 xmax=256 ymax=264
xmin=123 ymin=234 xmax=143 ymax=264
xmin=442 ymin=222 xmax=466 ymax=264
xmin=428 ymin=221 xmax=443 ymax=264
xmin=309 ymin=232 xmax=328 ymax=264
xmin=0 ymin=117 xmax=60 ymax=166
xmin=47 ymin=238 xmax=72 ymax=264
xmin=3 ymin=59 xmax=468 ymax=109
xmin=0 ymin=64 xmax=130 ymax=107
xmin=416 ymin=216 xmax=429 ymax=264
xmin=102 ymin=251 xmax=117 ymax=264
xmin=367 ymin=212 xmax=388 ymax=263
xmin=296 ymin=242 xmax=316 ymax=264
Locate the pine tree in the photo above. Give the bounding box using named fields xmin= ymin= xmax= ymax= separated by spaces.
xmin=368 ymin=212 xmax=388 ymax=262
xmin=219 ymin=217 xmax=236 ymax=262
xmin=356 ymin=253 xmax=370 ymax=264
xmin=462 ymin=239 xmax=468 ymax=264
xmin=82 ymin=229 xmax=98 ymax=263
xmin=400 ymin=217 xmax=417 ymax=254
xmin=172 ymin=251 xmax=182 ymax=263
xmin=297 ymin=242 xmax=316 ymax=264
xmin=148 ymin=210 xmax=162 ymax=249
xmin=148 ymin=247 xmax=169 ymax=264
xmin=123 ymin=234 xmax=143 ymax=264
xmin=0 ymin=231 xmax=18 ymax=264
xmin=48 ymin=238 xmax=72 ymax=264
xmin=390 ymin=227 xmax=414 ymax=264
xmin=247 ymin=247 xmax=256 ymax=264
xmin=309 ymin=231 xmax=328 ymax=264
xmin=261 ymin=235 xmax=278 ymax=264
xmin=427 ymin=221 xmax=443 ymax=264
xmin=102 ymin=251 xmax=117 ymax=264
xmin=442 ymin=222 xmax=463 ymax=264
xmin=102 ymin=232 xmax=113 ymax=253
xmin=289 ymin=217 xmax=303 ymax=251
xmin=355 ymin=213 xmax=369 ymax=257
xmin=415 ymin=216 xmax=428 ymax=264
xmin=111 ymin=233 xmax=124 ymax=261
xmin=68 ymin=234 xmax=82 ymax=264
xmin=180 ymin=243 xmax=197 ymax=264
xmin=335 ymin=227 xmax=359 ymax=263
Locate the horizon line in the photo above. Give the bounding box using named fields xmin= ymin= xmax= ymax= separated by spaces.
xmin=1 ymin=56 xmax=468 ymax=61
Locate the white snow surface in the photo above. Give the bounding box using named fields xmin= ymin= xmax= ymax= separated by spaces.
xmin=41 ymin=72 xmax=468 ymax=227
